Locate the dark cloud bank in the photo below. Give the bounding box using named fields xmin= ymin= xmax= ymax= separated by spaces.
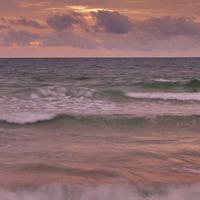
xmin=46 ymin=12 xmax=83 ymax=30
xmin=91 ymin=10 xmax=133 ymax=34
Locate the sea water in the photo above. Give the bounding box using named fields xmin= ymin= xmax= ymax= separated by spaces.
xmin=0 ymin=58 xmax=200 ymax=199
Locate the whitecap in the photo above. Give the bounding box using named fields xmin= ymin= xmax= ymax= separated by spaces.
xmin=127 ymin=92 xmax=200 ymax=101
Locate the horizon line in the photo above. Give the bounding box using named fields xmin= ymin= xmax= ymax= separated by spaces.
xmin=1 ymin=56 xmax=200 ymax=59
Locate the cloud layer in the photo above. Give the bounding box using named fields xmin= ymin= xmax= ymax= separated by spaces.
xmin=1 ymin=0 xmax=200 ymax=56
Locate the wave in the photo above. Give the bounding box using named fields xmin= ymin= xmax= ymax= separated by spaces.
xmin=94 ymin=89 xmax=200 ymax=102
xmin=153 ymin=78 xmax=178 ymax=83
xmin=1 ymin=114 xmax=200 ymax=132
xmin=0 ymin=114 xmax=147 ymax=125
xmin=30 ymin=86 xmax=95 ymax=99
xmin=0 ymin=113 xmax=58 ymax=125
xmin=94 ymin=89 xmax=129 ymax=101
xmin=127 ymin=92 xmax=200 ymax=101
xmin=136 ymin=79 xmax=200 ymax=91
xmin=14 ymin=163 xmax=119 ymax=178
xmin=0 ymin=183 xmax=200 ymax=200
xmin=95 ymin=89 xmax=200 ymax=101
xmin=185 ymin=79 xmax=200 ymax=89
xmin=1 ymin=86 xmax=200 ymax=125
xmin=140 ymin=81 xmax=180 ymax=90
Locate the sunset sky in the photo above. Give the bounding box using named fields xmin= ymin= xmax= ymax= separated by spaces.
xmin=1 ymin=0 xmax=200 ymax=57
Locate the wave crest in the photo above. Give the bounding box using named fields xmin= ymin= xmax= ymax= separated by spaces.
xmin=135 ymin=79 xmax=200 ymax=91
xmin=127 ymin=92 xmax=200 ymax=101
xmin=1 ymin=114 xmax=200 ymax=133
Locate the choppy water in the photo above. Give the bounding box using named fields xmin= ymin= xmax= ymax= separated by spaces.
xmin=1 ymin=58 xmax=200 ymax=199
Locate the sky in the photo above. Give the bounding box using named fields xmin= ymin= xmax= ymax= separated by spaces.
xmin=1 ymin=0 xmax=200 ymax=57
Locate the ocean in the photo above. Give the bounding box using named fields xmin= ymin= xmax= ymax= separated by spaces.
xmin=0 ymin=58 xmax=200 ymax=199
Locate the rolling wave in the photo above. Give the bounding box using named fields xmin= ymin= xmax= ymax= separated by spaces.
xmin=137 ymin=79 xmax=200 ymax=91
xmin=140 ymin=80 xmax=180 ymax=90
xmin=185 ymin=79 xmax=200 ymax=89
xmin=94 ymin=89 xmax=129 ymax=101
xmin=96 ymin=89 xmax=200 ymax=101
xmin=1 ymin=114 xmax=200 ymax=132
xmin=1 ymin=86 xmax=200 ymax=125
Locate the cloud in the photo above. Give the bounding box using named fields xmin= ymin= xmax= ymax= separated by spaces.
xmin=46 ymin=12 xmax=83 ymax=30
xmin=0 ymin=28 xmax=98 ymax=49
xmin=46 ymin=10 xmax=133 ymax=34
xmin=84 ymin=16 xmax=200 ymax=51
xmin=2 ymin=13 xmax=200 ymax=54
xmin=91 ymin=10 xmax=133 ymax=34
xmin=138 ymin=16 xmax=200 ymax=38
xmin=2 ymin=0 xmax=200 ymax=56
xmin=0 ymin=24 xmax=9 ymax=29
xmin=43 ymin=32 xmax=99 ymax=49
xmin=9 ymin=17 xmax=46 ymax=29
xmin=0 ymin=17 xmax=9 ymax=29
xmin=2 ymin=30 xmax=40 ymax=46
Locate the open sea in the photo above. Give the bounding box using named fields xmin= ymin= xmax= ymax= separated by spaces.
xmin=0 ymin=58 xmax=200 ymax=199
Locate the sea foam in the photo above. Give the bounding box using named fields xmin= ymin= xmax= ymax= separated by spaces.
xmin=1 ymin=86 xmax=200 ymax=124
xmin=127 ymin=92 xmax=200 ymax=101
xmin=0 ymin=183 xmax=200 ymax=200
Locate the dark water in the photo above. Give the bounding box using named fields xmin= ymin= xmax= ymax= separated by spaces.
xmin=0 ymin=58 xmax=200 ymax=199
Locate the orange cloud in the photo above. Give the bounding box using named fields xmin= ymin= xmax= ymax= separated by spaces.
xmin=29 ymin=40 xmax=43 ymax=46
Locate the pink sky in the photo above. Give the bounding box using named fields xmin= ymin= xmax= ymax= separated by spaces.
xmin=1 ymin=0 xmax=200 ymax=57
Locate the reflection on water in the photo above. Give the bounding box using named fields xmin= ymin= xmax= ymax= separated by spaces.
xmin=1 ymin=124 xmax=200 ymax=186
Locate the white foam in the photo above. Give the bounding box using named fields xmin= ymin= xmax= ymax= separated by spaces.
xmin=0 ymin=183 xmax=200 ymax=200
xmin=1 ymin=87 xmax=200 ymax=124
xmin=0 ymin=112 xmax=57 ymax=124
xmin=0 ymin=86 xmax=117 ymax=124
xmin=127 ymin=92 xmax=200 ymax=101
xmin=154 ymin=78 xmax=178 ymax=83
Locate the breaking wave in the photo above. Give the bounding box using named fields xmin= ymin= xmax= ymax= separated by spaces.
xmin=1 ymin=86 xmax=200 ymax=125
xmin=0 ymin=183 xmax=200 ymax=200
xmin=185 ymin=79 xmax=200 ymax=89
xmin=135 ymin=79 xmax=200 ymax=91
xmin=1 ymin=114 xmax=200 ymax=133
xmin=126 ymin=92 xmax=200 ymax=101
xmin=94 ymin=89 xmax=129 ymax=101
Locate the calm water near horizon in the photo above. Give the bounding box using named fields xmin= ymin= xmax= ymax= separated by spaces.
xmin=0 ymin=58 xmax=200 ymax=199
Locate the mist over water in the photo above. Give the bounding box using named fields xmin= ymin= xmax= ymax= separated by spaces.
xmin=0 ymin=58 xmax=200 ymax=199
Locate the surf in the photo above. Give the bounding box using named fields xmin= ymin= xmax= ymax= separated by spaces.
xmin=0 ymin=183 xmax=200 ymax=200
